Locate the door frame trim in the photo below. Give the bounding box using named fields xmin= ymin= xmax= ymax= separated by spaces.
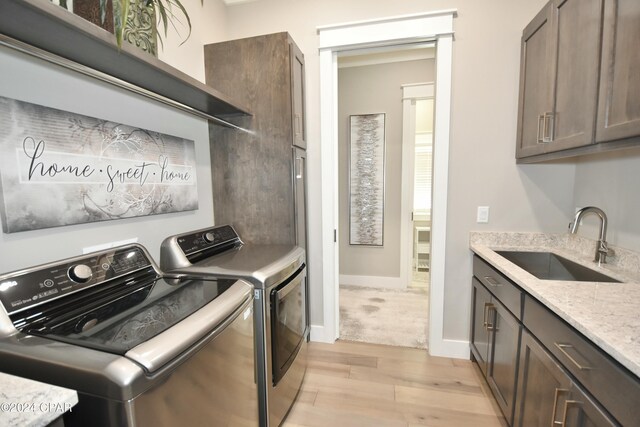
xmin=316 ymin=10 xmax=460 ymax=358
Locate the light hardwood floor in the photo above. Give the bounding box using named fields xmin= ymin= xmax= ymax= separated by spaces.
xmin=283 ymin=340 xmax=506 ymax=427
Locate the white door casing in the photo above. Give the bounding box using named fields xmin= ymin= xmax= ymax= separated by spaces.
xmin=316 ymin=10 xmax=467 ymax=359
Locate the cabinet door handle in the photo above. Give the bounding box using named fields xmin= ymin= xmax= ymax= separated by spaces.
xmin=295 ymin=156 xmax=303 ymax=179
xmin=483 ymin=302 xmax=493 ymax=328
xmin=487 ymin=306 xmax=498 ymax=331
xmin=554 ymin=343 xmax=593 ymax=370
xmin=537 ymin=114 xmax=545 ymax=143
xmin=295 ymin=113 xmax=302 ymax=136
xmin=551 ymin=388 xmax=569 ymax=427
xmin=483 ymin=276 xmax=502 ymax=287
xmin=542 ymin=112 xmax=554 ymax=143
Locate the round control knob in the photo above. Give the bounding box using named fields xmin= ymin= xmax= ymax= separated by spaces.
xmin=203 ymin=232 xmax=216 ymax=243
xmin=68 ymin=264 xmax=93 ymax=283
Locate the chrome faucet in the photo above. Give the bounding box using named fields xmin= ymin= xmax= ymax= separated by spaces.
xmin=569 ymin=206 xmax=613 ymax=264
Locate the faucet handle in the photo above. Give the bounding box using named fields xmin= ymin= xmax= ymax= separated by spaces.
xmin=597 ymin=241 xmax=615 ymax=264
xmin=602 ymin=242 xmax=615 ymax=257
xmin=605 ymin=246 xmax=616 ymax=256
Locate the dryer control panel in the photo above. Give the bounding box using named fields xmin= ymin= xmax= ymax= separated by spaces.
xmin=176 ymin=225 xmax=241 ymax=259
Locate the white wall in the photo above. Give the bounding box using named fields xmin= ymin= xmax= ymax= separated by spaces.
xmin=0 ymin=42 xmax=215 ymax=273
xmin=338 ymin=59 xmax=434 ymax=278
xmin=572 ymin=148 xmax=640 ymax=252
xmin=157 ymin=0 xmax=229 ymax=82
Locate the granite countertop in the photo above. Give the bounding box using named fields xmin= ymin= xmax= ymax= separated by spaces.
xmin=0 ymin=373 xmax=78 ymax=427
xmin=470 ymin=232 xmax=640 ymax=378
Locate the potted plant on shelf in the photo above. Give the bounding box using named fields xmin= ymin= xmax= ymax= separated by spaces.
xmin=53 ymin=0 xmax=197 ymax=55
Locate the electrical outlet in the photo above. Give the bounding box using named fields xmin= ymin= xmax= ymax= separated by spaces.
xmin=477 ymin=206 xmax=490 ymax=223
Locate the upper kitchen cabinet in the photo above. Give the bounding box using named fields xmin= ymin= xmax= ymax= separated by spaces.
xmin=596 ymin=1 xmax=640 ymax=143
xmin=516 ymin=0 xmax=603 ymax=159
xmin=204 ymin=33 xmax=306 ymax=245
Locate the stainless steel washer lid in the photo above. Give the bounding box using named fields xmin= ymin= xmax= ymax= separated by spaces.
xmin=125 ymin=279 xmax=252 ymax=372
xmin=163 ymin=241 xmax=305 ymax=289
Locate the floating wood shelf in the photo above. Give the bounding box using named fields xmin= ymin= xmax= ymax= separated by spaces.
xmin=0 ymin=0 xmax=251 ymax=127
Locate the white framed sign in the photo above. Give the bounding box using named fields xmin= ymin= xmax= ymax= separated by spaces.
xmin=0 ymin=96 xmax=198 ymax=233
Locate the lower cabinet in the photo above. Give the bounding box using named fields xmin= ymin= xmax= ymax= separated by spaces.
xmin=470 ymin=277 xmax=521 ymax=425
xmin=471 ymin=255 xmax=638 ymax=427
xmin=514 ymin=330 xmax=616 ymax=427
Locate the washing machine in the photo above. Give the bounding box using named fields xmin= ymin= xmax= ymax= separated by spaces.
xmin=0 ymin=243 xmax=258 ymax=426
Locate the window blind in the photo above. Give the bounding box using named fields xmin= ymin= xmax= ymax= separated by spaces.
xmin=414 ymin=132 xmax=432 ymax=213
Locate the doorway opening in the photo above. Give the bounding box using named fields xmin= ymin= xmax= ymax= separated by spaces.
xmin=336 ymin=47 xmax=434 ymax=349
xmin=317 ymin=10 xmax=464 ymax=358
xmin=403 ymin=85 xmax=435 ymax=293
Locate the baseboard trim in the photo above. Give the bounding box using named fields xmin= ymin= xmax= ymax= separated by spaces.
xmin=310 ymin=324 xmax=335 ymax=343
xmin=311 ymin=322 xmax=469 ymax=360
xmin=429 ymin=338 xmax=470 ymax=360
xmin=339 ymin=274 xmax=404 ymax=289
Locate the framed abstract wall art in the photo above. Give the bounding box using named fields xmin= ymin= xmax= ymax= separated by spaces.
xmin=349 ymin=113 xmax=385 ymax=246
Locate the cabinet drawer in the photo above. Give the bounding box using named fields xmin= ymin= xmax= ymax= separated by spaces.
xmin=524 ymin=295 xmax=640 ymax=426
xmin=473 ymin=256 xmax=523 ymax=320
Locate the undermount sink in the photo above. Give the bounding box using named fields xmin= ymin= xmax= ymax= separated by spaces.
xmin=496 ymin=251 xmax=620 ymax=283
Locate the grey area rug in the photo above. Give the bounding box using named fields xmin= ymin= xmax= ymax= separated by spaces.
xmin=339 ymin=285 xmax=428 ymax=349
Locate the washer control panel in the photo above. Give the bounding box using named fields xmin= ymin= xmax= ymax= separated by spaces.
xmin=0 ymin=246 xmax=152 ymax=315
xmin=177 ymin=225 xmax=240 ymax=257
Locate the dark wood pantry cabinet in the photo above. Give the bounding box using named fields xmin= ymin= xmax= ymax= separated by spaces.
xmin=204 ymin=32 xmax=307 ymax=247
xmin=516 ymin=0 xmax=640 ymax=162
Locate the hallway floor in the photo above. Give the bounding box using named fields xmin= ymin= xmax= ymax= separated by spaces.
xmin=339 ymin=271 xmax=429 ymax=349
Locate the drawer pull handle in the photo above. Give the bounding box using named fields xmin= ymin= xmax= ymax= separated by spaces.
xmin=561 ymin=400 xmax=583 ymax=427
xmin=551 ymin=388 xmax=569 ymax=426
xmin=483 ymin=276 xmax=502 ymax=287
xmin=554 ymin=343 xmax=593 ymax=370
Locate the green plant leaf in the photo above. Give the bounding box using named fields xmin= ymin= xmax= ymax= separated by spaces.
xmin=99 ymin=0 xmax=107 ymax=24
xmin=120 ymin=0 xmax=130 ymax=48
xmin=171 ymin=0 xmax=192 ymax=44
xmin=155 ymin=0 xmax=169 ymax=39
